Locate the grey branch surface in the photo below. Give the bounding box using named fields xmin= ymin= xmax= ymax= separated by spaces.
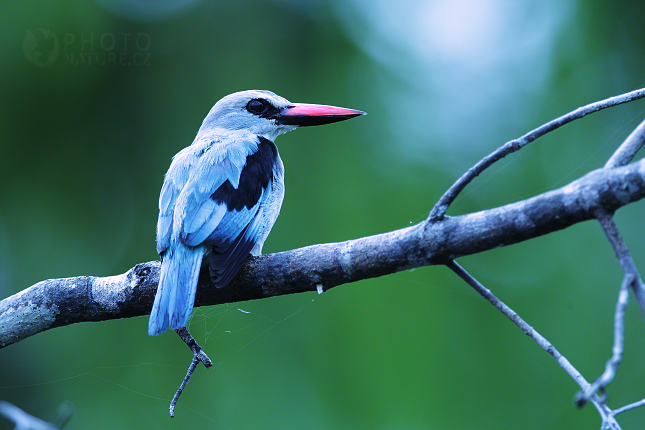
xmin=2 ymin=157 xmax=645 ymax=348
xmin=0 ymin=400 xmax=73 ymax=430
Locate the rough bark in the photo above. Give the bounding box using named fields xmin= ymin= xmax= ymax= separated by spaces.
xmin=2 ymin=158 xmax=643 ymax=348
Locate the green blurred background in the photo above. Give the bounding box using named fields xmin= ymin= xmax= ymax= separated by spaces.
xmin=2 ymin=0 xmax=645 ymax=428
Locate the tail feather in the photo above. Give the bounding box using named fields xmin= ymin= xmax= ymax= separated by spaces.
xmin=148 ymin=245 xmax=203 ymax=336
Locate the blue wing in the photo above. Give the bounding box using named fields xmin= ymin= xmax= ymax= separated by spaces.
xmin=156 ymin=138 xmax=248 ymax=257
xmin=157 ymin=135 xmax=278 ymax=282
xmin=181 ymin=136 xmax=279 ymax=286
xmin=207 ymin=191 xmax=268 ymax=286
xmin=150 ymin=135 xmax=278 ymax=335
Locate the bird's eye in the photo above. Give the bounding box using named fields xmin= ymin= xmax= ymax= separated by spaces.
xmin=246 ymin=99 xmax=268 ymax=115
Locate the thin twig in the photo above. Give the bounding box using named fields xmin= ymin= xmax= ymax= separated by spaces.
xmin=574 ymin=273 xmax=631 ymax=407
xmin=596 ymin=211 xmax=645 ymax=319
xmin=168 ymin=328 xmax=212 ymax=417
xmin=601 ymin=117 xmax=645 ymax=316
xmin=605 ymin=117 xmax=645 ymax=168
xmin=445 ymin=260 xmax=621 ymax=429
xmin=0 ymin=401 xmax=63 ymax=430
xmin=574 ymin=211 xmax=645 ymax=408
xmin=600 ymin=115 xmax=645 ymax=325
xmin=446 ymin=261 xmax=589 ymax=388
xmin=601 ymin=120 xmax=645 ymax=316
xmin=429 ymin=87 xmax=645 ymax=221
xmin=169 ymin=356 xmax=200 ymax=418
xmin=612 ymin=398 xmax=645 ymax=416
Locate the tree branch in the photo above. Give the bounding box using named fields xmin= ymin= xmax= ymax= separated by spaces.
xmin=0 ymin=401 xmax=74 ymax=430
xmin=573 ymin=210 xmax=645 ymax=409
xmin=445 ymin=260 xmax=620 ymax=429
xmin=2 ymin=157 xmax=644 ymax=348
xmin=168 ymin=327 xmax=212 ymax=417
xmin=429 ymin=87 xmax=645 ymax=221
xmin=605 ymin=117 xmax=645 ymax=169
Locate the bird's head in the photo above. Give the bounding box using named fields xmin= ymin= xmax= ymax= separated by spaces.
xmin=197 ymin=90 xmax=365 ymax=141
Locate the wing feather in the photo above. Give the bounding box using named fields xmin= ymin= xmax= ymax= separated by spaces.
xmin=182 ymin=202 xmax=227 ymax=245
xmin=156 ymin=178 xmax=180 ymax=255
xmin=206 ymin=205 xmax=258 ymax=251
xmin=209 ymin=201 xmax=267 ymax=287
xmin=157 ymin=135 xmax=278 ymax=289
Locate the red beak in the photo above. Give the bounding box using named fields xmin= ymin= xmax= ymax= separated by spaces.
xmin=276 ymin=103 xmax=366 ymax=127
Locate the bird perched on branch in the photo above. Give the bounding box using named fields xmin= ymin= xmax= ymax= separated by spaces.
xmin=149 ymin=90 xmax=365 ymax=335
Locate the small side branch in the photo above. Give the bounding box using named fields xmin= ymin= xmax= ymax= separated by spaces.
xmin=445 ymin=260 xmax=621 ymax=429
xmin=612 ymin=398 xmax=645 ymax=417
xmin=605 ymin=117 xmax=645 ymax=169
xmin=446 ymin=261 xmax=591 ymax=390
xmin=169 ymin=328 xmax=212 ymax=417
xmin=574 ymin=272 xmax=631 ymax=407
xmin=429 ymin=87 xmax=645 ymax=221
xmin=0 ymin=400 xmax=73 ymax=430
xmin=575 ymin=211 xmax=645 ymax=407
xmin=169 ymin=356 xmax=200 ymax=418
xmin=597 ymin=211 xmax=645 ymax=317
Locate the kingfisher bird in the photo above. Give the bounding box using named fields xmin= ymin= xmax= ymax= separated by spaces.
xmin=149 ymin=90 xmax=365 ymax=335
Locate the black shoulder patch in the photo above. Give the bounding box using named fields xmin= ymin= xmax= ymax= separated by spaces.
xmin=210 ymin=137 xmax=278 ymax=211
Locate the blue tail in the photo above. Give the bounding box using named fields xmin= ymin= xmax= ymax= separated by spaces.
xmin=148 ymin=244 xmax=203 ymax=336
